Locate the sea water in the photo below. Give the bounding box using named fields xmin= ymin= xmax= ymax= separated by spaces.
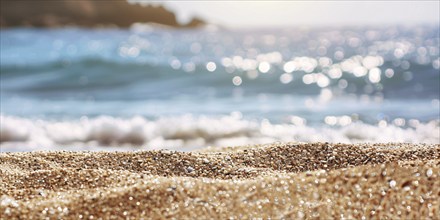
xmin=1 ymin=25 xmax=439 ymax=151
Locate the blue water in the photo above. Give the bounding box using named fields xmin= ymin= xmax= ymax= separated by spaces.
xmin=1 ymin=25 xmax=439 ymax=151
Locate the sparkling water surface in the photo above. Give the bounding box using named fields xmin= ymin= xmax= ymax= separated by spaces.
xmin=1 ymin=25 xmax=439 ymax=151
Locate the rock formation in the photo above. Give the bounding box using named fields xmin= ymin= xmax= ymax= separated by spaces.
xmin=0 ymin=0 xmax=205 ymax=28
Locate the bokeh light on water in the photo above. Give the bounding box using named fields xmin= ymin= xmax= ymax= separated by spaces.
xmin=1 ymin=24 xmax=439 ymax=150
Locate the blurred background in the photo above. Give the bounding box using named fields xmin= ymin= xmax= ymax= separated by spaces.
xmin=1 ymin=0 xmax=439 ymax=151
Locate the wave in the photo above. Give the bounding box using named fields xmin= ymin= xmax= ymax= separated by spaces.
xmin=1 ymin=114 xmax=438 ymax=152
xmin=1 ymin=56 xmax=439 ymax=101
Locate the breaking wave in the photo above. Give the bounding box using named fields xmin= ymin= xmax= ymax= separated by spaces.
xmin=1 ymin=114 xmax=438 ymax=152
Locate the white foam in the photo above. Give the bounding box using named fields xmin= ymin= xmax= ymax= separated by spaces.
xmin=0 ymin=114 xmax=438 ymax=152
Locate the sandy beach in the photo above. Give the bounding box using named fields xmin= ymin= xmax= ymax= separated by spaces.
xmin=1 ymin=0 xmax=439 ymax=219
xmin=1 ymin=142 xmax=439 ymax=219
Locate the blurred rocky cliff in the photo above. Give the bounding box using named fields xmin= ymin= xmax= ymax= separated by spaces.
xmin=0 ymin=0 xmax=205 ymax=28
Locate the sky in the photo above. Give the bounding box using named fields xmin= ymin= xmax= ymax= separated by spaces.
xmin=159 ymin=1 xmax=440 ymax=28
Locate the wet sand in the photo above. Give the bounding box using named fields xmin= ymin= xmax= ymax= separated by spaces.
xmin=1 ymin=142 xmax=439 ymax=219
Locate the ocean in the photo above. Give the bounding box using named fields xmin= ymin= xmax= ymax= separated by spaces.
xmin=1 ymin=25 xmax=439 ymax=151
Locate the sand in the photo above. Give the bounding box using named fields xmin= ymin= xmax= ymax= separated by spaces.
xmin=1 ymin=142 xmax=439 ymax=219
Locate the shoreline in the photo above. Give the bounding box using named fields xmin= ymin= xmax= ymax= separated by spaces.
xmin=1 ymin=142 xmax=439 ymax=218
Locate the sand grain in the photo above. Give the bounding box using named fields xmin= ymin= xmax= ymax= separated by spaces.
xmin=1 ymin=142 xmax=439 ymax=219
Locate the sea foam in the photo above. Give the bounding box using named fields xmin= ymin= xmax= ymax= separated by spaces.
xmin=1 ymin=114 xmax=438 ymax=152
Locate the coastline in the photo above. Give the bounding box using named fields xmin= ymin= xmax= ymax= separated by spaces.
xmin=0 ymin=0 xmax=205 ymax=29
xmin=1 ymin=142 xmax=439 ymax=219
